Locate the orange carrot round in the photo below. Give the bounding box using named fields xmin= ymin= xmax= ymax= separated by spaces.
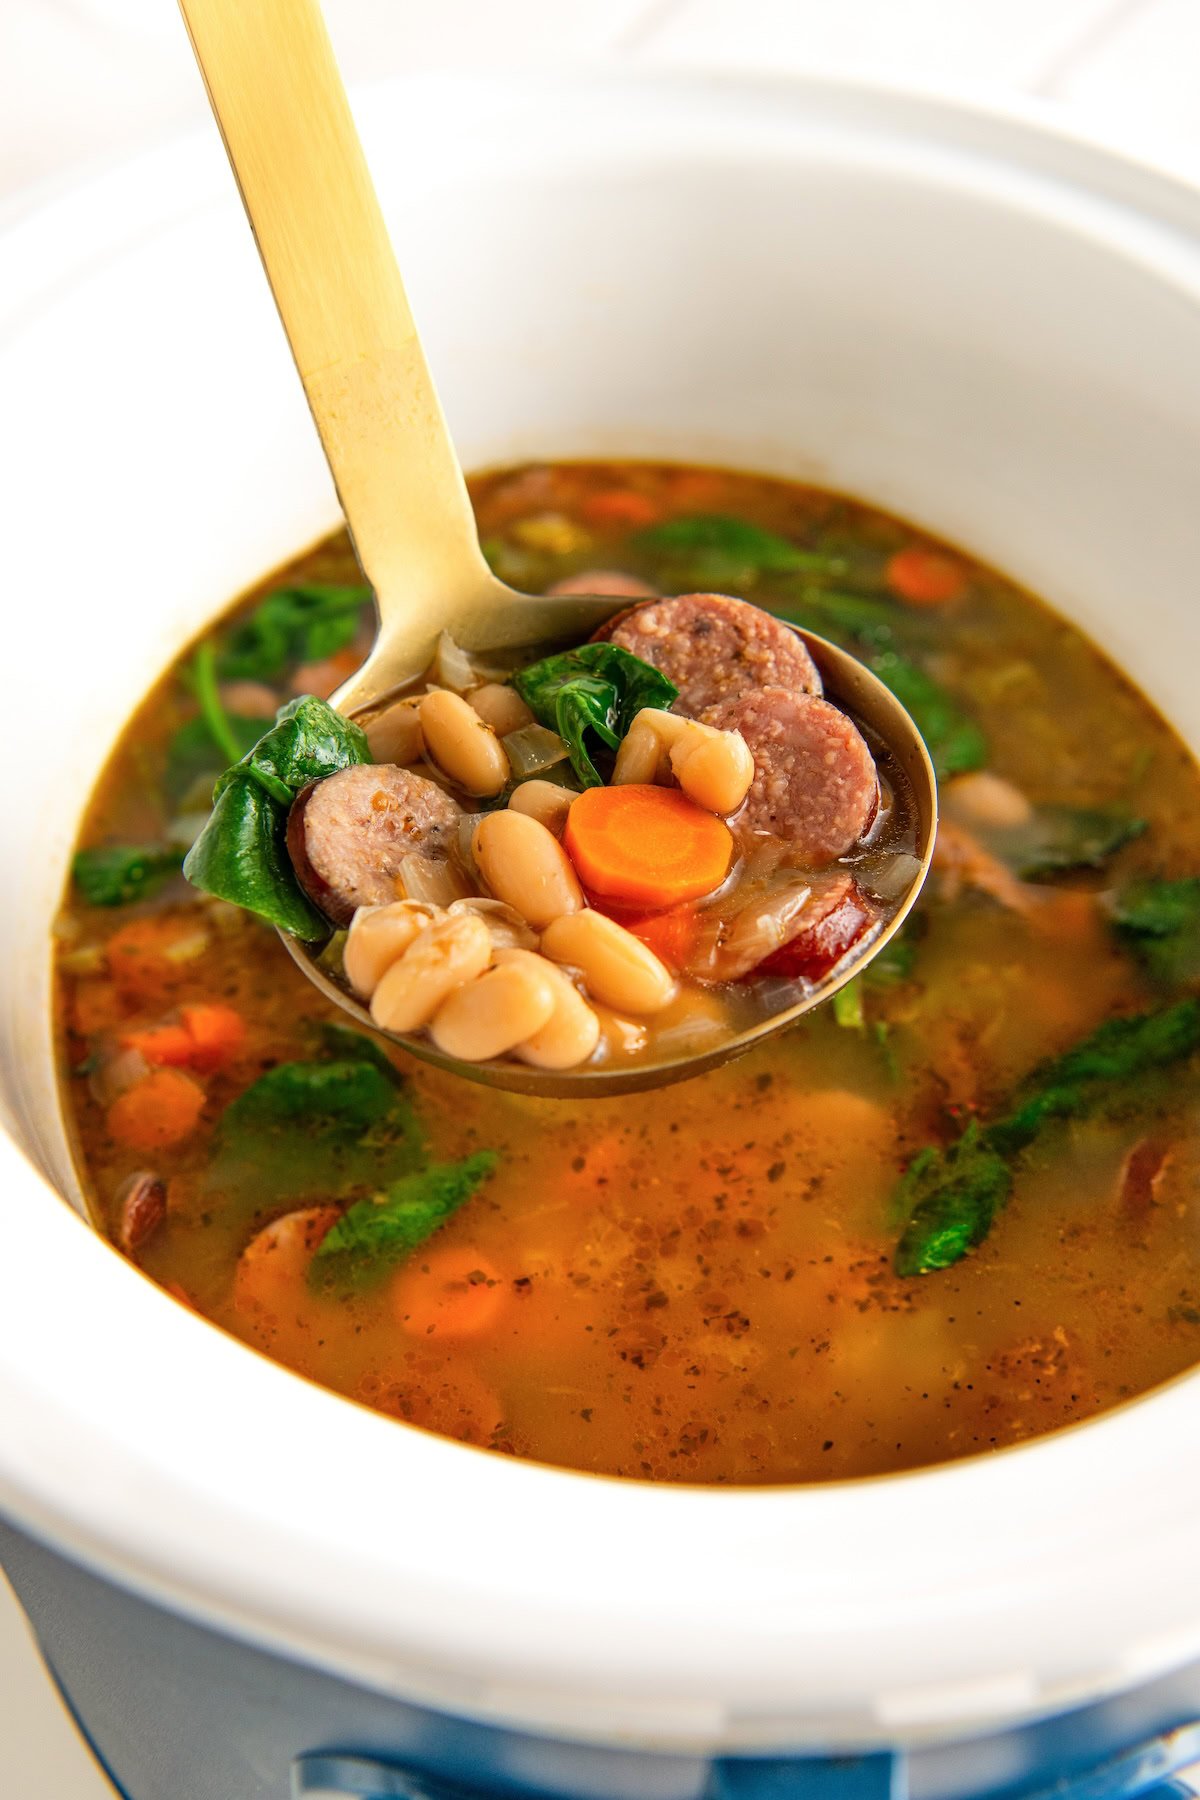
xmin=393 ymin=1249 xmax=507 ymax=1340
xmin=886 ymin=545 xmax=967 ymax=606
xmin=180 ymin=1002 xmax=247 ymax=1072
xmin=106 ymin=1068 xmax=206 ymax=1152
xmin=579 ymin=488 xmax=661 ymax=530
xmin=564 ymin=784 xmax=732 ymax=908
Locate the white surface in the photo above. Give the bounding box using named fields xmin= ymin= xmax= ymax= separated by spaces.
xmin=8 ymin=0 xmax=1200 ymax=210
xmin=4 ymin=74 xmax=1200 ymax=1772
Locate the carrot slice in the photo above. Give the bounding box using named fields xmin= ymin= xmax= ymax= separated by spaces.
xmin=180 ymin=1002 xmax=247 ymax=1072
xmin=393 ymin=1249 xmax=507 ymax=1340
xmin=106 ymin=1068 xmax=206 ymax=1152
xmin=886 ymin=545 xmax=967 ymax=606
xmin=579 ymin=489 xmax=662 ymax=530
xmin=564 ymin=785 xmax=732 ymax=908
xmin=603 ymin=901 xmax=702 ymax=971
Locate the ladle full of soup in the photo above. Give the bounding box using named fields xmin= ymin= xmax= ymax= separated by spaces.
xmin=174 ymin=0 xmax=935 ymax=1095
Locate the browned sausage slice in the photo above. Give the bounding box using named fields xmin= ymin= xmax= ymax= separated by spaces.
xmin=688 ymin=871 xmax=874 ymax=983
xmin=707 ymin=687 xmax=879 ymax=863
xmin=287 ymin=765 xmax=462 ymax=926
xmin=602 ymin=593 xmax=821 ymax=715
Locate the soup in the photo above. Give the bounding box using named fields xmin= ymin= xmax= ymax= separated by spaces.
xmin=55 ymin=461 xmax=1200 ymax=1484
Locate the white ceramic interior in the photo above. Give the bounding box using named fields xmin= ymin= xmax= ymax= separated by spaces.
xmin=2 ymin=69 xmax=1200 ymax=1758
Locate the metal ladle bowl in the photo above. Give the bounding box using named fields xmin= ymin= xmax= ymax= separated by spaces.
xmin=181 ymin=0 xmax=936 ymax=1097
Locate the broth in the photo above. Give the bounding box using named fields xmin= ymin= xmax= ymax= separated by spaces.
xmin=55 ymin=461 xmax=1200 ymax=1484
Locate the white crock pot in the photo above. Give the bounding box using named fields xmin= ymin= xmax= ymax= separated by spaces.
xmin=3 ymin=67 xmax=1200 ymax=1800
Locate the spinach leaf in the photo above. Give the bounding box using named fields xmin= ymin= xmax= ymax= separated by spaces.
xmin=894 ymin=1125 xmax=1012 ymax=1277
xmin=514 ymin=643 xmax=678 ymax=787
xmin=310 ymin=1152 xmax=499 ymax=1291
xmin=869 ymin=652 xmax=988 ymax=779
xmin=832 ymin=980 xmax=865 ymax=1030
xmin=216 ymin=584 xmax=371 ymax=684
xmin=72 ymin=845 xmax=184 ymax=908
xmin=182 ymin=769 xmax=325 ymax=938
xmin=635 ymin=514 xmax=838 ymax=582
xmin=996 ymin=807 xmax=1145 ymax=880
xmin=183 ymin=696 xmax=368 ymax=935
xmin=989 ymin=998 xmax=1200 ymax=1155
xmin=774 ymin=588 xmax=911 ymax=654
xmin=192 ymin=640 xmax=253 ymax=767
xmin=1108 ymin=877 xmax=1200 ymax=987
xmin=209 ymin=1055 xmax=425 ymax=1210
xmin=164 ymin=713 xmax=266 ymax=807
xmin=214 ymin=695 xmax=370 ymax=807
xmin=892 ymin=1000 xmax=1200 ymax=1274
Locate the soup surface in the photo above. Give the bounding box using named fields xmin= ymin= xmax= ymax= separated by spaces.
xmin=56 ymin=462 xmax=1200 ymax=1484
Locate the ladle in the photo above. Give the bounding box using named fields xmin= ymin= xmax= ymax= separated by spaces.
xmin=178 ymin=0 xmax=936 ymax=1096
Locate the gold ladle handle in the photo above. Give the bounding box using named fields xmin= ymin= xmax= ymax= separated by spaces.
xmin=178 ymin=0 xmax=493 ymax=674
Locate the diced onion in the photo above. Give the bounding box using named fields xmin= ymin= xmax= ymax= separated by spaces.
xmin=856 ymin=851 xmax=923 ymax=902
xmin=315 ymin=930 xmax=348 ymax=979
xmin=457 ymin=813 xmax=486 ymax=878
xmin=398 ymin=853 xmax=472 ymax=907
xmin=432 ymin=631 xmax=506 ymax=695
xmin=502 ymin=724 xmax=569 ymax=778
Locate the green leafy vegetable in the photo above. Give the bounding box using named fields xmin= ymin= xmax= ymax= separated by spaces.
xmin=894 ymin=1124 xmax=1012 ymax=1276
xmin=209 ymin=1054 xmax=424 ymax=1211
xmin=192 ymin=640 xmax=251 ymax=766
xmin=995 ymin=807 xmax=1145 ymax=880
xmin=634 ymin=514 xmax=837 ymax=587
xmin=72 ymin=845 xmax=184 ymax=908
xmin=514 ymin=643 xmax=678 ymax=787
xmin=893 ymin=1000 xmax=1200 ymax=1274
xmin=213 ymin=695 xmax=370 ymax=808
xmin=869 ymin=652 xmax=987 ymax=779
xmin=773 ymin=593 xmax=987 ymax=779
xmin=989 ymin=999 xmax=1200 ymax=1156
xmin=216 ymin=584 xmax=371 ymax=684
xmin=1108 ymin=877 xmax=1200 ymax=987
xmin=311 ymin=1152 xmax=499 ymax=1290
xmin=164 ymin=712 xmax=266 ymax=808
xmin=183 ymin=695 xmax=369 ymax=935
xmin=832 ymin=980 xmax=865 ymax=1030
xmin=183 ymin=769 xmax=325 ymax=937
xmin=775 ymin=588 xmax=911 ymax=654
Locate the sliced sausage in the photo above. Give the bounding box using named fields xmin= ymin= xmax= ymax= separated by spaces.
xmin=706 ymin=687 xmax=879 ymax=863
xmin=601 ymin=593 xmax=821 ymax=715
xmin=288 ymin=765 xmax=463 ymax=926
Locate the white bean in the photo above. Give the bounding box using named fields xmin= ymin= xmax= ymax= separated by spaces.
xmin=507 ymin=779 xmax=575 ymax=836
xmin=370 ymin=911 xmax=491 ymax=1034
xmin=429 ymin=956 xmax=557 ymax=1062
xmin=419 ymin=689 xmax=510 ymax=796
xmin=613 ymin=707 xmax=688 ymax=786
xmin=473 ymin=809 xmax=583 ymax=928
xmin=365 ymin=696 xmax=424 ymax=765
xmin=498 ymin=949 xmax=601 ymax=1070
xmin=541 ymin=911 xmax=676 ymax=1014
xmin=945 ymin=770 xmax=1033 ymax=829
xmin=670 ymin=722 xmax=755 ymax=814
xmin=468 ymin=682 xmax=535 ymax=736
xmin=343 ymin=900 xmax=442 ymax=998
